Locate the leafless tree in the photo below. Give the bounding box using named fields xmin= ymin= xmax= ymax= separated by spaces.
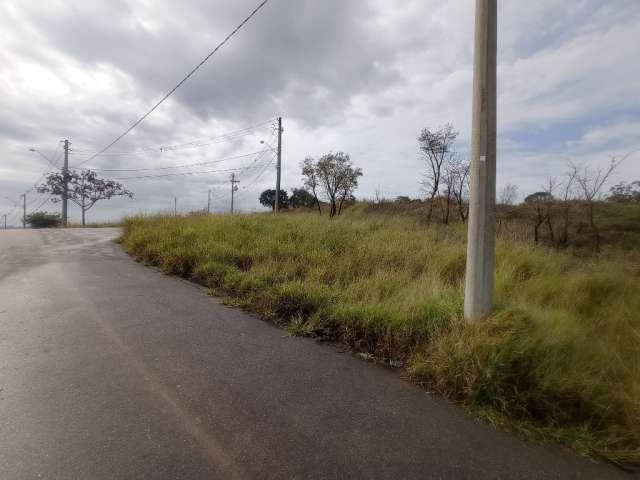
xmin=302 ymin=157 xmax=323 ymax=215
xmin=543 ymin=178 xmax=557 ymax=244
xmin=441 ymin=155 xmax=470 ymax=224
xmin=573 ymin=158 xmax=622 ymax=252
xmin=558 ymin=165 xmax=578 ymax=247
xmin=440 ymin=161 xmax=454 ymax=224
xmin=498 ymin=183 xmax=518 ymax=205
xmin=451 ymin=160 xmax=470 ymax=223
xmin=418 ymin=124 xmax=458 ymax=223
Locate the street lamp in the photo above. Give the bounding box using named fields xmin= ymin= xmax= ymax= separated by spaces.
xmin=28 ymin=148 xmax=57 ymax=169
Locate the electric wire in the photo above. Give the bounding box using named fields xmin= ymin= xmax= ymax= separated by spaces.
xmin=31 ymin=195 xmax=54 ymax=213
xmin=70 ymin=119 xmax=275 ymax=159
xmin=189 ymin=144 xmax=276 ymax=208
xmin=74 ymin=0 xmax=271 ymax=168
xmin=237 ymin=158 xmax=275 ymax=194
xmin=87 ymin=149 xmax=269 ymax=173
xmin=111 ymin=138 xmax=275 ymax=180
xmin=112 ymin=162 xmax=268 ymax=181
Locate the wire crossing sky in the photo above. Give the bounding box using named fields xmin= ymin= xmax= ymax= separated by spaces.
xmin=74 ymin=0 xmax=272 ymax=168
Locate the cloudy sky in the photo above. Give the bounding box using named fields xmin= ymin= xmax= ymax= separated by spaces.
xmin=1 ymin=0 xmax=639 ymax=225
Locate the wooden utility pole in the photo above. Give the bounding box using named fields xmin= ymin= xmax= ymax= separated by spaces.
xmin=22 ymin=194 xmax=26 ymax=229
xmin=274 ymin=117 xmax=282 ymax=213
xmin=230 ymin=173 xmax=240 ymax=214
xmin=3 ymin=214 xmax=7 ymax=230
xmin=207 ymin=189 xmax=211 ymax=213
xmin=174 ymin=197 xmax=177 ymax=216
xmin=62 ymin=139 xmax=69 ymax=227
xmin=464 ymin=0 xmax=497 ymax=322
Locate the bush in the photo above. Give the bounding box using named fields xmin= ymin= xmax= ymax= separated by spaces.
xmin=25 ymin=212 xmax=61 ymax=228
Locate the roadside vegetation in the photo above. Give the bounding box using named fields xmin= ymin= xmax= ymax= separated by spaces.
xmin=121 ymin=204 xmax=640 ymax=466
xmin=122 ymin=124 xmax=639 ymax=465
xmin=24 ymin=211 xmax=61 ymax=228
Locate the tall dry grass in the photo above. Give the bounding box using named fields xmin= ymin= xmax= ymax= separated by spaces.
xmin=120 ymin=211 xmax=640 ymax=465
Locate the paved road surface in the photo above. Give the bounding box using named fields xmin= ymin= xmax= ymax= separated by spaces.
xmin=0 ymin=228 xmax=634 ymax=479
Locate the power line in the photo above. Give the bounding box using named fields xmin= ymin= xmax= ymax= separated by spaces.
xmin=238 ymin=158 xmax=275 ymax=193
xmin=113 ymin=162 xmax=269 ymax=181
xmin=86 ymin=149 xmax=269 ymax=173
xmin=26 ymin=192 xmax=48 ymax=208
xmin=51 ymin=143 xmax=63 ymax=167
xmin=31 ymin=196 xmax=54 ymax=213
xmin=24 ymin=170 xmax=55 ymax=196
xmin=71 ymin=119 xmax=275 ymax=159
xmin=1 ymin=168 xmax=56 ymax=218
xmin=194 ymin=151 xmax=274 ymax=210
xmin=74 ymin=0 xmax=271 ymax=168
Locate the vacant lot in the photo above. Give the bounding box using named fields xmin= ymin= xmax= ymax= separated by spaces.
xmin=121 ymin=210 xmax=640 ymax=465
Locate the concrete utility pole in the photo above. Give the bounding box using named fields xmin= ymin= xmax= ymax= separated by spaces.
xmin=3 ymin=214 xmax=7 ymax=230
xmin=274 ymin=117 xmax=283 ymax=213
xmin=174 ymin=197 xmax=177 ymax=216
xmin=62 ymin=139 xmax=70 ymax=227
xmin=464 ymin=0 xmax=497 ymax=322
xmin=230 ymin=173 xmax=240 ymax=214
xmin=207 ymin=189 xmax=211 ymax=213
xmin=22 ymin=194 xmax=27 ymax=229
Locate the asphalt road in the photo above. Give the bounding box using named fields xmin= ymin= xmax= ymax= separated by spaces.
xmin=0 ymin=228 xmax=634 ymax=479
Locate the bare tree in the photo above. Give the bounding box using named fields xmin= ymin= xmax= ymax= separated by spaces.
xmin=543 ymin=178 xmax=557 ymax=244
xmin=441 ymin=155 xmax=469 ymax=224
xmin=302 ymin=152 xmax=363 ymax=218
xmin=573 ymin=158 xmax=621 ymax=252
xmin=418 ymin=124 xmax=458 ymax=223
xmin=302 ymin=157 xmax=323 ymax=215
xmin=498 ymin=183 xmax=518 ymax=205
xmin=440 ymin=162 xmax=454 ymax=224
xmin=451 ymin=159 xmax=470 ymax=223
xmin=558 ymin=165 xmax=578 ymax=247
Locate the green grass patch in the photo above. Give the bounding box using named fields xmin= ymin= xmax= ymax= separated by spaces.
xmin=120 ymin=212 xmax=640 ymax=466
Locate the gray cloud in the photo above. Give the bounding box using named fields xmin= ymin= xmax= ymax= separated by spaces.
xmin=17 ymin=0 xmax=405 ymax=128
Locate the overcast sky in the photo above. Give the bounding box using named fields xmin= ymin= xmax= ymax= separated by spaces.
xmin=1 ymin=0 xmax=639 ymax=225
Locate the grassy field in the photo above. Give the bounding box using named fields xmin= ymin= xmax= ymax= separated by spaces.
xmin=120 ymin=209 xmax=640 ymax=466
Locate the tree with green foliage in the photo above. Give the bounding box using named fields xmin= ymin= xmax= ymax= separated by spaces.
xmin=525 ymin=190 xmax=555 ymax=244
xmin=302 ymin=152 xmax=362 ymax=218
xmin=524 ymin=191 xmax=554 ymax=203
xmin=38 ymin=169 xmax=133 ymax=226
xmin=608 ymin=180 xmax=640 ymax=203
xmin=289 ymin=188 xmax=316 ymax=209
xmin=259 ymin=189 xmax=289 ymax=211
xmin=25 ymin=212 xmax=61 ymax=228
